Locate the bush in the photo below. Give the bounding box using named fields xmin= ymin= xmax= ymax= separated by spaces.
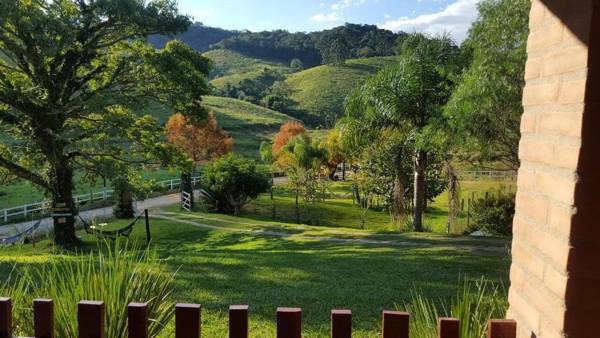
xmin=1 ymin=240 xmax=176 ymax=338
xmin=200 ymin=154 xmax=271 ymax=215
xmin=471 ymin=187 xmax=515 ymax=236
xmin=400 ymin=277 xmax=508 ymax=338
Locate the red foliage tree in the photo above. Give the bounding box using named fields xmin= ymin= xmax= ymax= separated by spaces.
xmin=166 ymin=112 xmax=233 ymax=163
xmin=272 ymin=121 xmax=306 ymax=154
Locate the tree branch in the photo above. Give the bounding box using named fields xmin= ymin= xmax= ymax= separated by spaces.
xmin=0 ymin=156 xmax=50 ymax=190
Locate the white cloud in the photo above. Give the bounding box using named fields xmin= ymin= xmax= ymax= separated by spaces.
xmin=310 ymin=12 xmax=342 ymax=22
xmin=331 ymin=0 xmax=367 ymax=10
xmin=379 ymin=0 xmax=480 ymax=42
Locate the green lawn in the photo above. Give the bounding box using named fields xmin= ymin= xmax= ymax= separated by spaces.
xmin=0 ymin=208 xmax=510 ymax=337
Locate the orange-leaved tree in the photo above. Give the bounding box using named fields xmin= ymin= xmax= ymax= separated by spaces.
xmin=166 ymin=112 xmax=233 ymax=163
xmin=272 ymin=121 xmax=306 ymax=154
xmin=166 ymin=112 xmax=233 ymax=209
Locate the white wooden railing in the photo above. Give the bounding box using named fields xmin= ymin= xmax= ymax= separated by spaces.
xmin=0 ymin=176 xmax=200 ymax=223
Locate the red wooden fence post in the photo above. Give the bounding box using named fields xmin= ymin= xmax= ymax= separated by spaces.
xmin=381 ymin=311 xmax=409 ymax=338
xmin=0 ymin=297 xmax=11 ymax=338
xmin=229 ymin=305 xmax=249 ymax=338
xmin=175 ymin=303 xmax=201 ymax=338
xmin=128 ymin=303 xmax=148 ymax=338
xmin=488 ymin=320 xmax=517 ymax=338
xmin=34 ymin=299 xmax=54 ymax=338
xmin=331 ymin=309 xmax=352 ymax=338
xmin=78 ymin=301 xmax=105 ymax=338
xmin=438 ymin=318 xmax=459 ymax=338
xmin=277 ymin=307 xmax=302 ymax=338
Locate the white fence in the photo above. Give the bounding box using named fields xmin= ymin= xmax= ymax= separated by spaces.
xmin=1 ymin=176 xmax=200 ymax=223
xmin=457 ymin=170 xmax=517 ymax=181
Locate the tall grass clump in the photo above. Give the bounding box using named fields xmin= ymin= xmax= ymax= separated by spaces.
xmin=400 ymin=278 xmax=508 ymax=338
xmin=1 ymin=240 xmax=176 ymax=338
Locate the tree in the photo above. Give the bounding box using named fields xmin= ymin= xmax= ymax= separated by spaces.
xmin=321 ymin=128 xmax=346 ymax=180
xmin=166 ymin=112 xmax=232 ymax=209
xmin=445 ymin=0 xmax=530 ymax=169
xmin=274 ymin=134 xmax=327 ymax=223
xmin=272 ymin=121 xmax=306 ymax=153
xmin=0 ymin=1 xmax=210 ymax=246
xmin=166 ymin=112 xmax=233 ymax=163
xmin=346 ymin=33 xmax=460 ymax=231
xmin=200 ymin=154 xmax=271 ymax=216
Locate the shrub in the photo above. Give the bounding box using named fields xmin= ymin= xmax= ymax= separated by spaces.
xmin=400 ymin=277 xmax=508 ymax=338
xmin=471 ymin=187 xmax=516 ymax=236
xmin=1 ymin=240 xmax=176 ymax=338
xmin=200 ymin=154 xmax=271 ymax=215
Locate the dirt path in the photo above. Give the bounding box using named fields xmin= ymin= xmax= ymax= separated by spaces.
xmin=153 ymin=212 xmax=508 ymax=255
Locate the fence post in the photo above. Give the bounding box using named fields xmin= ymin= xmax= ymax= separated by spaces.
xmin=144 ymin=209 xmax=151 ymax=245
xmin=381 ymin=311 xmax=409 ymax=338
xmin=229 ymin=305 xmax=249 ymax=338
xmin=34 ymin=299 xmax=54 ymax=338
xmin=2 ymin=209 xmax=6 ymax=223
xmin=78 ymin=301 xmax=104 ymax=338
xmin=438 ymin=318 xmax=459 ymax=338
xmin=175 ymin=303 xmax=201 ymax=338
xmin=331 ymin=309 xmax=352 ymax=338
xmin=0 ymin=297 xmax=11 ymax=338
xmin=466 ymin=198 xmax=471 ymax=229
xmin=277 ymin=307 xmax=301 ymax=338
xmin=128 ymin=303 xmax=148 ymax=338
xmin=488 ymin=320 xmax=516 ymax=338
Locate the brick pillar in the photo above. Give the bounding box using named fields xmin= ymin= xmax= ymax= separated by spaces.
xmin=508 ymin=1 xmax=600 ymax=338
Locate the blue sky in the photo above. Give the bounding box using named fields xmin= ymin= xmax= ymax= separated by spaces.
xmin=177 ymin=0 xmax=480 ymax=42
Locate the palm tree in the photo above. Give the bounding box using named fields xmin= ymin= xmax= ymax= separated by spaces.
xmin=345 ymin=33 xmax=460 ymax=231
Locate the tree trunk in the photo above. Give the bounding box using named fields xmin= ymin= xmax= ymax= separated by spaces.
xmin=114 ymin=175 xmax=134 ymax=219
xmin=413 ymin=150 xmax=427 ymax=232
xmin=181 ymin=172 xmax=195 ymax=209
xmin=51 ymin=159 xmax=78 ymax=247
xmin=392 ymin=172 xmax=405 ymax=230
xmin=342 ymin=163 xmax=346 ymax=181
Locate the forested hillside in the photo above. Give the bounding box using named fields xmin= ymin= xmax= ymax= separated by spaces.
xmin=148 ymin=23 xmax=238 ymax=51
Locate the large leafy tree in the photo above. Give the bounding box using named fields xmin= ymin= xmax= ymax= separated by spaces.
xmin=0 ymin=1 xmax=211 ymax=246
xmin=345 ymin=33 xmax=460 ymax=231
xmin=445 ymin=0 xmax=530 ymax=169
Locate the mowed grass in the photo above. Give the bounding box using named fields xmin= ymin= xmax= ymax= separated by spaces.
xmin=0 ymin=204 xmax=510 ymax=337
xmin=285 ymin=56 xmax=399 ymax=125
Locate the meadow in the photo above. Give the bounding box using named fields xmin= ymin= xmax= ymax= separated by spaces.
xmin=0 ymin=183 xmax=511 ymax=337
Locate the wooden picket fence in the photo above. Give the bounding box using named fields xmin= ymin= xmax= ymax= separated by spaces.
xmin=0 ymin=297 xmax=517 ymax=338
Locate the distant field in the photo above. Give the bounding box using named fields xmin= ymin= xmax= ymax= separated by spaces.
xmin=285 ymin=56 xmax=399 ymax=126
xmin=205 ymin=49 xmax=290 ymax=89
xmin=203 ymin=96 xmax=296 ymax=158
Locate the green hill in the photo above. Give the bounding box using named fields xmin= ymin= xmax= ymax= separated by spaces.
xmin=285 ymin=56 xmax=399 ymax=126
xmin=202 ymin=96 xmax=296 ymax=158
xmin=204 ymin=49 xmax=290 ymax=89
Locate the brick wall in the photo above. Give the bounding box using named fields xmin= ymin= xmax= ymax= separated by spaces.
xmin=508 ymin=1 xmax=599 ymax=337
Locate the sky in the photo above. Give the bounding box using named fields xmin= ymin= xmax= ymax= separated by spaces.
xmin=177 ymin=0 xmax=481 ymax=43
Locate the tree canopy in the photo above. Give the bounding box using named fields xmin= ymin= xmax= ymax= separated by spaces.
xmin=445 ymin=0 xmax=530 ymax=169
xmin=0 ymin=0 xmax=211 ymax=246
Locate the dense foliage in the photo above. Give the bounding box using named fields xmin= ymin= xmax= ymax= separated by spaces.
xmin=471 ymin=188 xmax=516 ymax=236
xmin=200 ymin=154 xmax=271 ymax=215
xmin=166 ymin=112 xmax=233 ymax=163
xmin=343 ymin=33 xmax=461 ymax=231
xmin=149 ymin=22 xmax=238 ymax=52
xmin=445 ymin=0 xmax=530 ymax=169
xmin=0 ymin=0 xmax=210 ymax=245
xmin=272 ymin=121 xmax=307 ymax=153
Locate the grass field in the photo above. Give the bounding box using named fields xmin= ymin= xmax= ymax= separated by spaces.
xmin=202 ymin=96 xmax=296 ymax=158
xmin=285 ymin=56 xmax=399 ymax=125
xmin=0 ymin=194 xmax=511 ymax=337
xmin=205 ymin=49 xmax=291 ymax=89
